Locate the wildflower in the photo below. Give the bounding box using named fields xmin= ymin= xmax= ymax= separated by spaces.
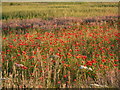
xmin=73 ymin=79 xmax=76 ymax=81
xmin=63 ymin=75 xmax=68 ymax=78
xmin=17 ymin=54 xmax=20 ymax=56
xmin=64 ymin=64 xmax=70 ymax=67
xmin=102 ymin=59 xmax=106 ymax=62
xmin=0 ymin=78 xmax=7 ymax=80
xmin=51 ymin=60 xmax=56 ymax=63
xmin=15 ymin=63 xmax=28 ymax=69
xmin=79 ymin=65 xmax=93 ymax=71
xmin=86 ymin=61 xmax=93 ymax=66
xmin=15 ymin=63 xmax=24 ymax=67
xmin=57 ymin=81 xmax=61 ymax=84
xmin=76 ymin=54 xmax=87 ymax=59
xmin=114 ymin=60 xmax=119 ymax=62
xmin=69 ymin=49 xmax=72 ymax=52
xmin=22 ymin=51 xmax=26 ymax=55
xmin=61 ymin=61 xmax=65 ymax=63
xmin=49 ymin=48 xmax=54 ymax=52
xmin=114 ymin=64 xmax=118 ymax=66
xmin=3 ymin=37 xmax=6 ymax=40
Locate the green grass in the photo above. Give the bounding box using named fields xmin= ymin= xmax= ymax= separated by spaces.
xmin=2 ymin=2 xmax=118 ymax=20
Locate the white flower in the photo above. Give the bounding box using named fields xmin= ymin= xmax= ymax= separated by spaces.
xmin=88 ymin=67 xmax=93 ymax=71
xmin=90 ymin=84 xmax=108 ymax=87
xmin=15 ymin=63 xmax=24 ymax=67
xmin=0 ymin=78 xmax=7 ymax=80
xmin=80 ymin=65 xmax=87 ymax=69
xmin=79 ymin=65 xmax=93 ymax=71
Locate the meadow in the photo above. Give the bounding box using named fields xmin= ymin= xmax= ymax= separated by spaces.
xmin=2 ymin=2 xmax=120 ymax=88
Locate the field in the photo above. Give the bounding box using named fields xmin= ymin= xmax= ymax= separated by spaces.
xmin=2 ymin=2 xmax=118 ymax=20
xmin=2 ymin=2 xmax=120 ymax=88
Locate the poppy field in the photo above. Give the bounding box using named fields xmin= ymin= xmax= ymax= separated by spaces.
xmin=1 ymin=2 xmax=120 ymax=88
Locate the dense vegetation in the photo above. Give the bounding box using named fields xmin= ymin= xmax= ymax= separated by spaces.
xmin=2 ymin=2 xmax=120 ymax=88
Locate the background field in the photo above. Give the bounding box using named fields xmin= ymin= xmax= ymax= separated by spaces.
xmin=2 ymin=2 xmax=120 ymax=88
xmin=2 ymin=2 xmax=118 ymax=20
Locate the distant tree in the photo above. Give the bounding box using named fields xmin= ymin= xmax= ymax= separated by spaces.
xmin=10 ymin=3 xmax=20 ymax=6
xmin=10 ymin=3 xmax=14 ymax=6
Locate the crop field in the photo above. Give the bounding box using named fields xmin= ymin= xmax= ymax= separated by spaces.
xmin=1 ymin=2 xmax=120 ymax=88
xmin=2 ymin=2 xmax=118 ymax=20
